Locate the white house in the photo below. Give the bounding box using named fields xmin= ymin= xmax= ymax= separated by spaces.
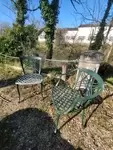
xmin=77 ymin=24 xmax=113 ymax=44
xmin=38 ymin=24 xmax=113 ymax=44
xmin=63 ymin=28 xmax=78 ymax=43
xmin=76 ymin=24 xmax=99 ymax=44
xmin=38 ymin=31 xmax=46 ymax=42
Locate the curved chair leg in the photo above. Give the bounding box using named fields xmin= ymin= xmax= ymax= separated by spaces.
xmin=40 ymin=83 xmax=44 ymax=100
xmin=54 ymin=114 xmax=60 ymax=133
xmin=81 ymin=109 xmax=85 ymax=128
xmin=16 ymin=84 xmax=21 ymax=103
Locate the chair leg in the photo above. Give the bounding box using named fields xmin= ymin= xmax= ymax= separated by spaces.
xmin=16 ymin=84 xmax=21 ymax=103
xmin=54 ymin=114 xmax=60 ymax=133
xmin=40 ymin=83 xmax=44 ymax=99
xmin=81 ymin=109 xmax=85 ymax=128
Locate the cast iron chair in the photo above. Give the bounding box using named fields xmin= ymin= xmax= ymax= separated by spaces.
xmin=52 ymin=68 xmax=104 ymax=132
xmin=15 ymin=56 xmax=43 ymax=102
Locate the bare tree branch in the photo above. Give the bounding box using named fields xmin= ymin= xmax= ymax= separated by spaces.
xmin=11 ymin=0 xmax=39 ymax=12
xmin=11 ymin=0 xmax=18 ymax=8
xmin=27 ymin=7 xmax=39 ymax=11
xmin=103 ymin=17 xmax=113 ymax=45
xmin=70 ymin=0 xmax=83 ymax=11
xmin=70 ymin=0 xmax=77 ymax=11
xmin=3 ymin=4 xmax=16 ymax=14
xmin=72 ymin=0 xmax=82 ymax=4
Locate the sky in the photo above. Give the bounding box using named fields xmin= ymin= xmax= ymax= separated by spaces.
xmin=0 ymin=0 xmax=110 ymax=28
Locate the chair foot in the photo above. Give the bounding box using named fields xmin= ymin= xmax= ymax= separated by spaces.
xmin=54 ymin=129 xmax=58 ymax=134
xmin=54 ymin=128 xmax=60 ymax=134
xmin=55 ymin=114 xmax=60 ymax=132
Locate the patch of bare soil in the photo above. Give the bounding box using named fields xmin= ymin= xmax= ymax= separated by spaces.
xmin=0 ymin=82 xmax=113 ymax=150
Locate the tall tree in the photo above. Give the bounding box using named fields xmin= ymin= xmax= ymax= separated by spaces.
xmin=10 ymin=0 xmax=40 ymax=56
xmin=89 ymin=0 xmax=113 ymax=50
xmin=39 ymin=0 xmax=59 ymax=59
xmin=11 ymin=0 xmax=28 ymax=27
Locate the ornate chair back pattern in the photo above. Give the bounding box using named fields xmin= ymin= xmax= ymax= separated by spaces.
xmin=52 ymin=68 xmax=104 ymax=132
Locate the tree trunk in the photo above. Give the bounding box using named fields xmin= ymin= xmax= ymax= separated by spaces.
xmin=103 ymin=18 xmax=113 ymax=46
xmin=46 ymin=43 xmax=53 ymax=59
xmin=105 ymin=44 xmax=113 ymax=62
xmin=89 ymin=0 xmax=113 ymax=50
xmin=39 ymin=0 xmax=59 ymax=59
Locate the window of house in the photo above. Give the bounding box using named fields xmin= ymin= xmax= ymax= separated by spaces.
xmin=78 ymin=36 xmax=85 ymax=40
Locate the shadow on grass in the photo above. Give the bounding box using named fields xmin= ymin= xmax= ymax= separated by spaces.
xmin=0 ymin=77 xmax=18 ymax=88
xmin=59 ymin=96 xmax=104 ymax=130
xmin=0 ymin=108 xmax=79 ymax=150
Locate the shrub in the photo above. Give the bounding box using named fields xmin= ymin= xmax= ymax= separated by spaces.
xmin=0 ymin=24 xmax=38 ymax=56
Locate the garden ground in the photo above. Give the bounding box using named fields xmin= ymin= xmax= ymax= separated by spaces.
xmin=0 ymin=70 xmax=113 ymax=150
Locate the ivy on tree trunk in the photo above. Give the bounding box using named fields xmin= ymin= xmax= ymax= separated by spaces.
xmin=39 ymin=0 xmax=59 ymax=59
xmin=11 ymin=0 xmax=28 ymax=27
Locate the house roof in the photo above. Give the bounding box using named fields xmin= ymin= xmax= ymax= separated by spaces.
xmin=57 ymin=28 xmax=78 ymax=31
xmin=79 ymin=24 xmax=100 ymax=27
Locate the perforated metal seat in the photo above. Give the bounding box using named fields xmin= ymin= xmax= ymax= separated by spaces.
xmin=15 ymin=73 xmax=43 ymax=85
xmin=52 ymin=85 xmax=82 ymax=114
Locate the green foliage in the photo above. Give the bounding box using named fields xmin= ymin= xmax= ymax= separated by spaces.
xmin=0 ymin=25 xmax=38 ymax=56
xmin=105 ymin=77 xmax=113 ymax=89
xmin=39 ymin=0 xmax=59 ymax=59
xmin=11 ymin=0 xmax=28 ymax=27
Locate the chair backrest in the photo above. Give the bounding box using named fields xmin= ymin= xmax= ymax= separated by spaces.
xmin=73 ymin=68 xmax=104 ymax=100
xmin=19 ymin=56 xmax=42 ymax=74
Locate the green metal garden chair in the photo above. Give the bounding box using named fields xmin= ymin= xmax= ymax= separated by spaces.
xmin=52 ymin=68 xmax=104 ymax=133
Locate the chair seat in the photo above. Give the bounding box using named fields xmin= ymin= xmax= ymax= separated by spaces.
xmin=52 ymin=85 xmax=84 ymax=114
xmin=15 ymin=73 xmax=43 ymax=85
